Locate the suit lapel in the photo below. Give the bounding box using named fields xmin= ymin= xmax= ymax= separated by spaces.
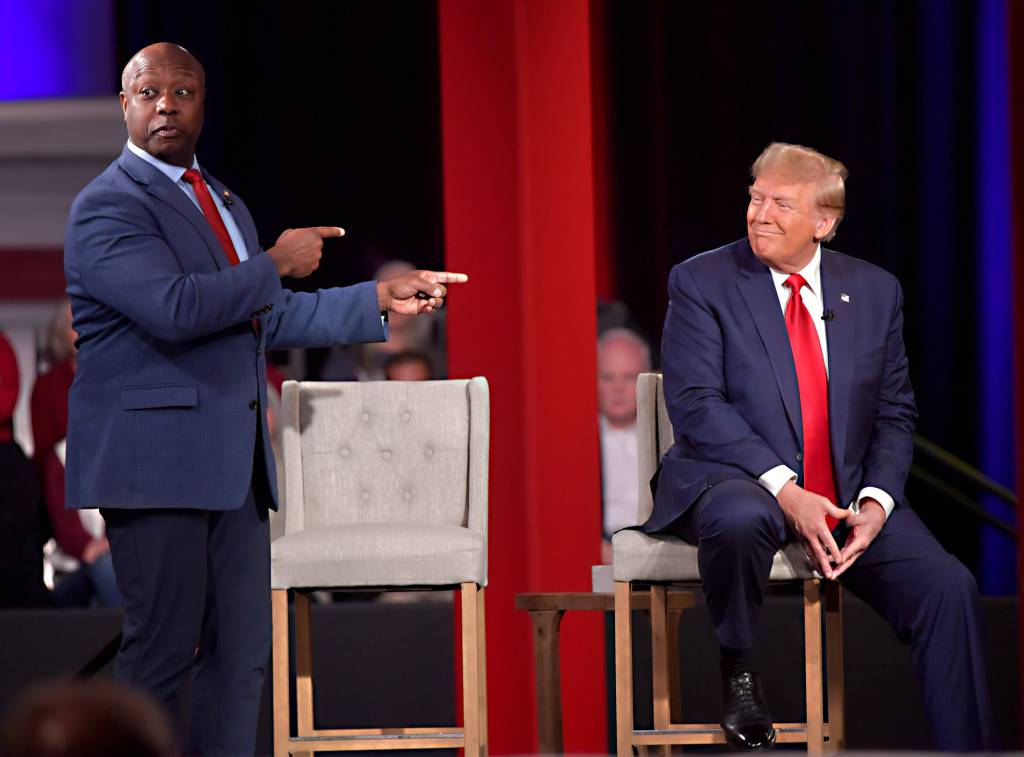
xmin=735 ymin=243 xmax=803 ymax=440
xmin=821 ymin=249 xmax=854 ymax=500
xmin=117 ymin=148 xmax=226 ymax=270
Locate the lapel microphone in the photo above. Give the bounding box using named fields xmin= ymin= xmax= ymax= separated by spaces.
xmin=821 ymin=310 xmax=837 ymax=321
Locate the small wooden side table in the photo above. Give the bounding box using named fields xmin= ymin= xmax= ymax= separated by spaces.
xmin=515 ymin=590 xmax=696 ymax=754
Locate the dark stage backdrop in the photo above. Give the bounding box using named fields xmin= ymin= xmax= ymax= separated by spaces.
xmin=594 ymin=0 xmax=1017 ymax=588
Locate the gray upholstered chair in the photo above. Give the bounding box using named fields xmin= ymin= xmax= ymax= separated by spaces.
xmin=271 ymin=378 xmax=489 ymax=757
xmin=612 ymin=372 xmax=845 ymax=755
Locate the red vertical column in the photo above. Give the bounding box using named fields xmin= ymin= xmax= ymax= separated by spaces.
xmin=1010 ymin=0 xmax=1024 ymax=743
xmin=439 ymin=1 xmax=606 ymax=753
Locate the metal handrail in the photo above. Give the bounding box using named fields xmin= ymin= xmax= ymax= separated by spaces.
xmin=913 ymin=434 xmax=1016 ymax=506
xmin=911 ymin=434 xmax=1017 ymax=536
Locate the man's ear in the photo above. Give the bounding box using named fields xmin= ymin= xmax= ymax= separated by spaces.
xmin=119 ymin=92 xmax=128 ymax=120
xmin=814 ymin=213 xmax=837 ymax=242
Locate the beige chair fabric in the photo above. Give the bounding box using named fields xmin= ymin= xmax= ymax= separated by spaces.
xmin=611 ymin=372 xmax=814 ymax=582
xmin=272 ymin=378 xmax=490 ymax=590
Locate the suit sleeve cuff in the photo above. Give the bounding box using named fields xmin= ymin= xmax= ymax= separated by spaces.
xmin=856 ymin=487 xmax=895 ymax=519
xmin=758 ymin=465 xmax=797 ymax=498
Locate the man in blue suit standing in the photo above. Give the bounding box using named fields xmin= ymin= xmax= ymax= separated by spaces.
xmin=647 ymin=143 xmax=993 ymax=751
xmin=64 ymin=43 xmax=466 ymax=756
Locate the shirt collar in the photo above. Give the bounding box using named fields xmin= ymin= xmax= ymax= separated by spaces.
xmin=126 ymin=140 xmax=200 ymax=185
xmin=769 ymin=244 xmax=822 ymax=297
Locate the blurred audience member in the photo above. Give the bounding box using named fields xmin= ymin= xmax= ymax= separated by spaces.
xmin=322 ymin=260 xmax=448 ymax=380
xmin=30 ymin=302 xmax=76 ymax=481
xmin=384 ymin=350 xmax=434 ymax=381
xmin=597 ymin=328 xmax=652 ymax=561
xmin=30 ymin=302 xmax=120 ymax=607
xmin=1 ymin=679 xmax=174 ymax=757
xmin=0 ymin=332 xmax=50 ymax=607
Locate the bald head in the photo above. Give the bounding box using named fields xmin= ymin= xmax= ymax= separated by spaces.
xmin=119 ymin=43 xmax=205 ymax=168
xmin=598 ymin=328 xmax=651 ymax=429
xmin=121 ymin=43 xmax=204 ymax=92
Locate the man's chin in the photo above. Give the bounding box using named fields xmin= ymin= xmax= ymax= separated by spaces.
xmin=148 ymin=142 xmax=194 ymax=168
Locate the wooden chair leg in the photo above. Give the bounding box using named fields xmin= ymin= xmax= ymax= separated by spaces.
xmin=824 ymin=581 xmax=845 ymax=752
xmin=293 ymin=592 xmax=314 ymax=739
xmin=461 ymin=582 xmax=483 ymax=757
xmin=614 ymin=581 xmax=635 ymax=757
xmin=292 ymin=592 xmax=314 ymax=757
xmin=803 ymin=579 xmax=824 ymax=755
xmin=476 ymin=585 xmax=489 ymax=756
xmin=667 ymin=607 xmax=684 ymax=725
xmin=272 ymin=589 xmax=291 ymax=757
xmin=649 ymin=585 xmax=671 ymax=732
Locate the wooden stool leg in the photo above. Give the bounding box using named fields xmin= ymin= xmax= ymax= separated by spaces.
xmin=272 ymin=589 xmax=291 ymax=757
xmin=292 ymin=592 xmax=313 ymax=757
xmin=614 ymin=581 xmax=635 ymax=757
xmin=476 ymin=586 xmax=489 ymax=756
xmin=824 ymin=581 xmax=845 ymax=752
xmin=803 ymin=579 xmax=824 ymax=755
xmin=529 ymin=607 xmax=566 ymax=753
xmin=650 ymin=585 xmax=671 ymax=730
xmin=667 ymin=607 xmax=684 ymax=725
xmin=462 ymin=582 xmax=483 ymax=757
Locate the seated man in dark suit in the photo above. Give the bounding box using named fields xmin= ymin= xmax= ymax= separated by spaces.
xmin=64 ymin=42 xmax=466 ymax=756
xmin=645 ymin=142 xmax=993 ymax=751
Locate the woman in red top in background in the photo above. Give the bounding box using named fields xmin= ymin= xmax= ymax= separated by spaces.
xmin=31 ymin=303 xmax=119 ymax=607
xmin=0 ymin=332 xmax=50 ymax=607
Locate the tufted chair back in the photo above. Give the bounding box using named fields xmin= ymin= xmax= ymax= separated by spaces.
xmin=281 ymin=378 xmax=490 ymax=537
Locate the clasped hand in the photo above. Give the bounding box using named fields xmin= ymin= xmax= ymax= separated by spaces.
xmin=776 ymin=481 xmax=885 ymax=580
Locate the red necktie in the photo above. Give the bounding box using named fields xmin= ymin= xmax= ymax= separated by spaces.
xmin=182 ymin=169 xmax=260 ymax=334
xmin=784 ymin=274 xmax=839 ymax=530
xmin=182 ymin=169 xmax=241 ymax=266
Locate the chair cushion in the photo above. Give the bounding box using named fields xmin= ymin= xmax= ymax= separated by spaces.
xmin=611 ymin=529 xmax=814 ymax=582
xmin=271 ymin=522 xmax=486 ymax=589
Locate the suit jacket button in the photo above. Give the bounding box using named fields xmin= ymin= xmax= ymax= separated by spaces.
xmin=256 ymin=348 xmax=263 ymax=356
xmin=266 ymin=304 xmax=273 ymax=312
xmin=796 ymin=452 xmax=803 ymax=462
xmin=248 ymin=399 xmax=258 ymax=410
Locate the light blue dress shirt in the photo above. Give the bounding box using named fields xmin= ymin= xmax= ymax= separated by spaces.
xmin=125 ymin=140 xmax=250 ymax=261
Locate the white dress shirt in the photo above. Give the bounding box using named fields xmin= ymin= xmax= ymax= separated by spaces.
xmin=600 ymin=415 xmax=641 ymax=536
xmin=126 ymin=140 xmax=250 ymax=261
xmin=756 ymin=245 xmax=895 ymax=519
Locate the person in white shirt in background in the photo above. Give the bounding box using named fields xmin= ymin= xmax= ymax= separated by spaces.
xmin=597 ymin=328 xmax=652 ymax=564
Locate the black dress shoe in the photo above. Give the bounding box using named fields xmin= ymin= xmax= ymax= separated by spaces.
xmin=720 ymin=671 xmax=777 ymax=751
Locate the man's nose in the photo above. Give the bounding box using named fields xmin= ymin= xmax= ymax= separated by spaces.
xmin=156 ymin=92 xmax=178 ymax=113
xmin=754 ymin=200 xmax=772 ymax=224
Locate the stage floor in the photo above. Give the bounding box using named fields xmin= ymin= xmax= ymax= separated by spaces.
xmin=0 ymin=590 xmax=1017 ymax=754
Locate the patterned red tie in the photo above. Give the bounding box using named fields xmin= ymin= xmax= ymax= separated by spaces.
xmin=182 ymin=169 xmax=241 ymax=266
xmin=784 ymin=274 xmax=839 ymax=530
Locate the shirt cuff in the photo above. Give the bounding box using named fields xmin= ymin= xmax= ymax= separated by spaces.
xmin=855 ymin=487 xmax=895 ymax=519
xmin=758 ymin=465 xmax=797 ymax=498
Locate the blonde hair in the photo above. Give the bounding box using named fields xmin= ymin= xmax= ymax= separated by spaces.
xmin=751 ymin=142 xmax=848 ymax=242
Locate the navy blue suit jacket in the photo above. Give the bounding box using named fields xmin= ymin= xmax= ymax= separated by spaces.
xmin=64 ymin=147 xmax=385 ymax=512
xmin=644 ymin=238 xmax=917 ymax=534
